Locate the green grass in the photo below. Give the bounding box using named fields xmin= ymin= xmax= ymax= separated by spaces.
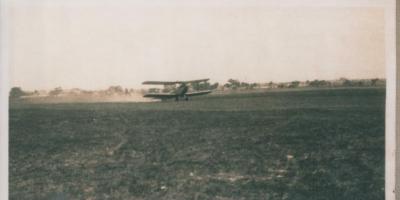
xmin=9 ymin=88 xmax=385 ymax=199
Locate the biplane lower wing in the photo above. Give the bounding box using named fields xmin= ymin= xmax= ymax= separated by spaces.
xmin=143 ymin=93 xmax=177 ymax=99
xmin=186 ymin=90 xmax=212 ymax=97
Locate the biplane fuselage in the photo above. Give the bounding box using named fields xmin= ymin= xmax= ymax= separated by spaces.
xmin=142 ymin=79 xmax=212 ymax=101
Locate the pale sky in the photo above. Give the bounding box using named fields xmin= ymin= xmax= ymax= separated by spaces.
xmin=8 ymin=0 xmax=389 ymax=90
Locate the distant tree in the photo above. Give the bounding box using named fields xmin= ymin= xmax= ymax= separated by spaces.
xmin=342 ymin=79 xmax=353 ymax=87
xmin=268 ymin=81 xmax=274 ymax=87
xmin=289 ymin=81 xmax=300 ymax=88
xmin=107 ymin=86 xmax=124 ymax=95
xmin=49 ymin=87 xmax=63 ymax=96
xmin=9 ymin=87 xmax=26 ymax=99
xmin=225 ymin=79 xmax=240 ymax=90
xmin=82 ymin=90 xmax=94 ymax=95
xmin=309 ymin=80 xmax=318 ymax=87
xmin=371 ymin=78 xmax=379 ymax=86
xmin=249 ymin=83 xmax=259 ymax=89
xmin=210 ymin=82 xmax=219 ymax=90
xmin=191 ymin=81 xmax=212 ymax=90
xmin=326 ymin=81 xmax=332 ymax=87
xmin=319 ymin=80 xmax=329 ymax=87
xmin=278 ymin=83 xmax=286 ymax=88
xmin=355 ymin=81 xmax=364 ymax=87
xmin=309 ymin=80 xmax=329 ymax=87
xmin=240 ymin=82 xmax=249 ymax=89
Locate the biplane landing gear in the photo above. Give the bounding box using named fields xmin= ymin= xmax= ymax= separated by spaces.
xmin=184 ymin=96 xmax=189 ymax=101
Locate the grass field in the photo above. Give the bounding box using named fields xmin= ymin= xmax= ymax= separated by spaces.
xmin=9 ymin=88 xmax=385 ymax=200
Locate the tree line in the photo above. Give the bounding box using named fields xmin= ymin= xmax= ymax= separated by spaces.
xmin=9 ymin=78 xmax=385 ymax=99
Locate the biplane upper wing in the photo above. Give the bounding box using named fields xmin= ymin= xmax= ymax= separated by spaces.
xmin=185 ymin=90 xmax=212 ymax=97
xmin=143 ymin=93 xmax=178 ymax=99
xmin=182 ymin=78 xmax=210 ymax=84
xmin=142 ymin=81 xmax=179 ymax=85
xmin=142 ymin=79 xmax=209 ymax=85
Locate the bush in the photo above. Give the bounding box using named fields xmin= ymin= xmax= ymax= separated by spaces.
xmin=49 ymin=87 xmax=63 ymax=96
xmin=9 ymin=87 xmax=26 ymax=99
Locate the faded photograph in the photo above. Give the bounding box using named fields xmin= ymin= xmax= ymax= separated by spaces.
xmin=8 ymin=0 xmax=390 ymax=199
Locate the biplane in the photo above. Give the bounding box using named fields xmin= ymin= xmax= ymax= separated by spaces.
xmin=142 ymin=78 xmax=212 ymax=101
